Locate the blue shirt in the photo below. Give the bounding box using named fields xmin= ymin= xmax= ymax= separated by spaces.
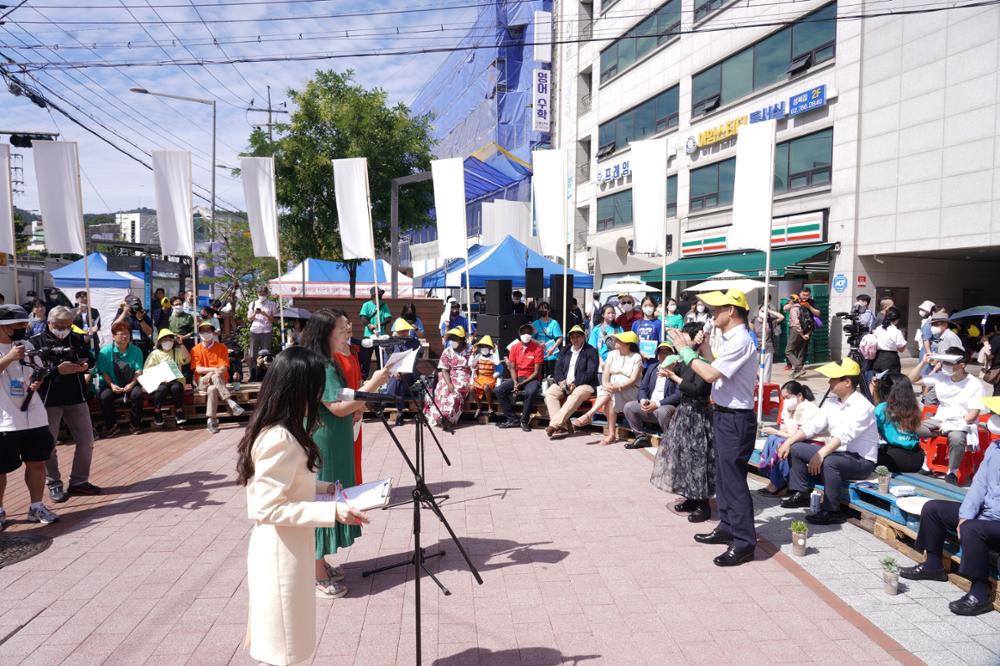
xmin=533 ymin=318 xmax=563 ymax=361
xmin=960 ymin=440 xmax=1000 ymax=521
xmin=631 ymin=319 xmax=662 ymax=361
xmin=588 ymin=323 xmax=622 ymax=361
xmin=874 ymin=401 xmax=920 ymax=450
xmin=440 ymin=315 xmax=472 ymax=337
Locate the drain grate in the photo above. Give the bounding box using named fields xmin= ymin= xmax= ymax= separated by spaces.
xmin=0 ymin=533 xmax=52 ymax=569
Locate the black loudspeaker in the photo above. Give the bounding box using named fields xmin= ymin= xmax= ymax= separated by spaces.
xmin=485 ymin=279 xmax=512 ymax=316
xmin=476 ymin=314 xmax=529 ymax=353
xmin=549 ymin=274 xmax=575 ymax=327
xmin=525 ymin=268 xmax=544 ymax=300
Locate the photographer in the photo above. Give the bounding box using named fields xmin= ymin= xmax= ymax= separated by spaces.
xmin=0 ymin=305 xmax=60 ymax=526
xmin=250 ymin=348 xmax=273 ymax=382
xmin=30 ymin=306 xmax=100 ymax=504
xmin=96 ymin=321 xmax=146 ymax=437
xmin=113 ymin=295 xmax=154 ymax=358
xmin=73 ymin=290 xmax=101 ymax=355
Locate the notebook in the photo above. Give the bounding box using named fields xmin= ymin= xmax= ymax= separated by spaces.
xmin=317 ymin=478 xmax=393 ymax=511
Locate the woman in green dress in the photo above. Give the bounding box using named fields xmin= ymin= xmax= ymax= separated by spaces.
xmin=301 ymin=308 xmax=389 ymax=598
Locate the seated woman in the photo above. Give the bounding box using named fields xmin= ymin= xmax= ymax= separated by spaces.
xmin=470 ymin=335 xmax=500 ymax=420
xmin=571 ymin=331 xmax=643 ymax=445
xmin=424 ymin=327 xmax=473 ymax=428
xmin=757 ymin=381 xmax=819 ymax=496
xmin=900 ymin=396 xmax=1000 ymax=616
xmin=872 ymin=371 xmax=925 ymax=473
xmin=383 ymin=318 xmax=422 ymax=426
xmin=143 ymin=329 xmax=191 ymax=427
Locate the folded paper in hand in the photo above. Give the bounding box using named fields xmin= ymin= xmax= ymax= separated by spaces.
xmin=384 ymin=349 xmax=418 ymax=375
xmin=317 ymin=478 xmax=392 ymax=511
xmin=137 ymin=359 xmax=183 ymax=393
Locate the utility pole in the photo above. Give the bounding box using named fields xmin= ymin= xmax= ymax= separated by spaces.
xmin=247 ymin=85 xmax=288 ymax=147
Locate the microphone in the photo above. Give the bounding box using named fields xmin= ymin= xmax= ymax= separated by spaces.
xmin=349 ymin=336 xmax=395 ymax=349
xmin=336 ymin=388 xmax=404 ymax=404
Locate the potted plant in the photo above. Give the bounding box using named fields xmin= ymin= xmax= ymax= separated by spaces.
xmin=790 ymin=520 xmax=809 ymax=557
xmin=875 ymin=465 xmax=891 ymax=494
xmin=881 ymin=556 xmax=899 ymax=595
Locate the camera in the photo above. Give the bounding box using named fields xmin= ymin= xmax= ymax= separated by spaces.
xmin=834 ymin=310 xmax=868 ymax=349
xmin=19 ymin=345 xmax=87 ymax=411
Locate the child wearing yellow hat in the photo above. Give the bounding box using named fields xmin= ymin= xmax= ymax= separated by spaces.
xmin=471 ymin=336 xmax=500 ymax=419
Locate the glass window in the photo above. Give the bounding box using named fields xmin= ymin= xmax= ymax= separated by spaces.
xmin=598 ymin=85 xmax=679 ymax=154
xmin=616 ymin=35 xmax=636 ymax=73
xmin=721 ymin=49 xmax=753 ymax=104
xmin=694 ymin=0 xmax=724 ymax=22
xmin=635 ymin=103 xmax=656 ymax=140
xmin=635 ymin=16 xmax=658 ymax=61
xmin=596 ymin=190 xmax=633 ymax=232
xmin=773 ymin=142 xmax=789 ymax=192
xmin=718 ymin=158 xmax=736 ymax=206
xmin=774 ymin=128 xmax=833 ymax=193
xmin=753 ymin=28 xmax=791 ymax=89
xmin=689 ymin=157 xmax=736 ymax=211
xmin=655 ymin=89 xmax=679 ymax=131
xmin=666 ymin=175 xmax=678 ymax=218
xmin=792 ymin=3 xmax=837 ymax=60
xmin=692 ymin=64 xmax=721 ymax=112
xmin=599 ymin=0 xmax=680 ymax=83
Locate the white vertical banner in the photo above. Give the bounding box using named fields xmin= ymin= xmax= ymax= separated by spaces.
xmin=630 ymin=138 xmax=668 ymax=255
xmin=240 ymin=156 xmax=279 ymax=258
xmin=33 ymin=141 xmax=85 ymax=255
xmin=152 ymin=150 xmax=194 ymax=257
xmin=531 ymin=148 xmax=567 ymax=257
xmin=533 ymin=11 xmax=552 ymax=63
xmin=332 ymin=157 xmax=374 ymax=260
xmin=729 ymin=119 xmax=777 ymax=252
xmin=0 ymin=145 xmax=14 ymax=256
xmin=431 ymin=157 xmax=468 ymax=260
xmin=532 ymin=69 xmax=552 ymax=133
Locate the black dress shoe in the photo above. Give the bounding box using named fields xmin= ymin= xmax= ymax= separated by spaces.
xmin=805 ymin=510 xmax=847 ymax=525
xmin=949 ymin=592 xmax=993 ymax=616
xmin=714 ymin=545 xmax=755 ymax=567
xmin=520 ymin=421 xmax=532 ymax=432
xmin=694 ymin=528 xmax=732 ymax=545
xmin=394 ymin=413 xmax=405 ymax=427
xmin=944 ymin=473 xmax=959 ymax=486
xmin=674 ymin=498 xmax=698 ymax=513
xmin=899 ymin=563 xmax=948 ymax=582
xmin=687 ymin=501 xmax=711 ymax=523
xmin=780 ymin=492 xmax=811 ymax=509
xmin=624 ymin=435 xmax=651 ymax=450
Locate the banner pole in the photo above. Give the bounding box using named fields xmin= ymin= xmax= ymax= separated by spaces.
xmin=757 ymin=242 xmax=773 ymax=430
xmin=362 ymin=160 xmax=384 ymax=346
xmin=275 ymin=256 xmax=286 ymax=347
xmin=561 ymin=148 xmax=569 ymax=332
xmin=73 ymin=146 xmax=93 ymax=348
xmin=660 ymin=217 xmax=668 ymax=338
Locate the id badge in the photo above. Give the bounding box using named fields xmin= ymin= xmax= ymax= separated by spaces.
xmin=132 ymin=329 xmax=142 ymax=341
xmin=9 ymin=378 xmax=25 ymax=397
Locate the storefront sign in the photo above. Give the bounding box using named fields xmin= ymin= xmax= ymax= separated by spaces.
xmin=856 ymin=275 xmax=868 ymax=288
xmin=532 ymin=69 xmax=551 ymax=133
xmin=833 ymin=273 xmax=848 ymax=293
xmin=789 ymin=85 xmax=827 ymax=116
xmin=533 ymin=11 xmax=552 ymax=63
xmin=749 ymin=101 xmax=787 ymax=123
xmin=696 ymin=116 xmax=747 ymax=148
xmin=681 ymin=211 xmax=825 ymax=256
xmin=595 ymin=158 xmax=630 ymax=184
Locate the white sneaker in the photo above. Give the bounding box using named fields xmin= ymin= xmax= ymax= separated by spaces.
xmin=207 ymin=419 xmax=220 ymax=434
xmin=27 ymin=504 xmax=59 ymax=525
xmin=315 ymin=578 xmax=348 ymax=599
xmin=229 ymin=402 xmax=246 ymax=417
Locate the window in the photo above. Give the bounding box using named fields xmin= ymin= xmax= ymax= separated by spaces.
xmin=689 ymin=157 xmax=736 ymax=211
xmin=691 ymin=2 xmax=837 ymax=116
xmin=598 ymin=85 xmax=679 ymax=154
xmin=774 ymin=128 xmax=833 ymax=193
xmin=600 ymin=0 xmax=680 ymax=84
xmin=667 ymin=175 xmax=678 ymax=218
xmin=694 ymin=0 xmax=725 ymax=22
xmin=596 ymin=189 xmax=633 ymax=232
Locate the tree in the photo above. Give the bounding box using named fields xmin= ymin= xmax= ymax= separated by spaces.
xmin=201 ymin=216 xmax=279 ymax=321
xmin=245 ymin=70 xmax=435 ymax=266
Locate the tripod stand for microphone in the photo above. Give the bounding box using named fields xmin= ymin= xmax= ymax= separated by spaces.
xmin=361 ymin=377 xmax=483 ymax=666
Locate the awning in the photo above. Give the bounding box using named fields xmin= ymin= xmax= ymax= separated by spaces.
xmin=641 ymin=243 xmax=834 ymax=283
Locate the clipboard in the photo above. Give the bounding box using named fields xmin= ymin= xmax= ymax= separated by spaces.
xmin=317 ymin=477 xmax=392 ymax=511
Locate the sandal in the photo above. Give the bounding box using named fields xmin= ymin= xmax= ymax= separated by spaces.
xmin=315 ymin=578 xmax=348 ymax=599
xmin=572 ymin=414 xmax=593 ymax=428
xmin=599 ymin=434 xmax=616 ymax=446
xmin=323 ymin=562 xmax=346 ymax=582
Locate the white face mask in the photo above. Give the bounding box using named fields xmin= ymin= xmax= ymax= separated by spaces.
xmin=513 ymin=298 xmax=521 ymax=304
xmin=941 ymin=363 xmax=956 ymax=374
xmin=161 ymin=340 xmax=175 ymax=351
xmin=643 ymin=306 xmax=655 ymax=316
xmin=784 ymin=397 xmax=798 ymax=411
xmin=932 ymin=326 xmax=946 ymax=336
xmin=519 ymin=333 xmax=533 ymax=344
xmin=50 ymin=327 xmax=71 ymax=339
xmin=448 ymin=340 xmax=460 ymax=350
xmin=697 ymin=304 xmax=706 ymax=313
xmin=918 ymin=310 xmax=928 ymax=318
xmin=201 ymin=333 xmax=214 ymax=344
xmin=667 ymin=304 xmax=677 ymax=313
xmin=621 ymin=303 xmax=633 ymax=313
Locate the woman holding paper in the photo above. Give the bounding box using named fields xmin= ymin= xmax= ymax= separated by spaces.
xmin=237 ymin=347 xmax=368 ymax=666
xmin=301 ymin=309 xmax=388 ymax=599
xmin=142 ymin=330 xmax=191 ymax=427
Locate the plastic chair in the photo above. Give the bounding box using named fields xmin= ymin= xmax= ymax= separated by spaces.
xmin=919 ymin=429 xmax=989 ymax=485
xmin=754 ymin=383 xmax=781 ymax=417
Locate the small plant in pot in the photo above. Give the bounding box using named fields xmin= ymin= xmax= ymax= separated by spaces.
xmin=790 ymin=520 xmax=809 ymax=557
xmin=881 ymin=556 xmax=899 ymax=595
xmin=875 ymin=465 xmax=891 ymax=493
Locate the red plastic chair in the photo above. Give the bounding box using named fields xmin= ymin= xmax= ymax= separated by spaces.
xmin=754 ymin=383 xmax=781 ymax=417
xmin=919 ymin=429 xmax=988 ymax=485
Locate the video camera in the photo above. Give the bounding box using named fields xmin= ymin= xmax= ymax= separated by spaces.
xmin=19 ymin=344 xmax=88 ymax=411
xmin=834 ymin=306 xmax=869 ymax=349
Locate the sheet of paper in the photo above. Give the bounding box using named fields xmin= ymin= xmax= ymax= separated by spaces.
xmin=137 ymin=360 xmax=182 ymax=393
xmin=384 ymin=348 xmax=418 ymax=375
xmin=317 ymin=478 xmax=392 ymax=511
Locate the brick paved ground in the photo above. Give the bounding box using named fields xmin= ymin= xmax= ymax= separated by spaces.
xmin=1 ymin=413 xmax=951 ymax=666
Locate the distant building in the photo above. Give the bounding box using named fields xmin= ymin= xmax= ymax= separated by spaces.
xmin=87 ymin=222 xmax=120 ymax=242
xmin=116 ymin=211 xmax=158 ymax=244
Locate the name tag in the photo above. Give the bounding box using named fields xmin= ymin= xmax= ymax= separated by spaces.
xmin=10 ymin=378 xmax=25 ymax=397
xmin=132 ymin=329 xmax=142 ymax=341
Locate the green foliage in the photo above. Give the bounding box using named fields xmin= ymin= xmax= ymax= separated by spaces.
xmin=880 ymin=556 xmax=898 ymax=573
xmin=202 ymin=217 xmax=279 ymax=322
xmin=790 ymin=520 xmax=808 ymax=534
xmin=244 ymin=69 xmax=435 ymax=264
xmin=875 ymin=465 xmax=890 ymax=477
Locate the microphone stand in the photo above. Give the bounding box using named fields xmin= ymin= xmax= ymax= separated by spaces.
xmin=362 ymin=380 xmax=484 ymax=666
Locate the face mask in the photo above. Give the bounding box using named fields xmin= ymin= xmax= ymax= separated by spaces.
xmin=643 ymin=306 xmax=655 ymax=316
xmin=697 ymin=305 xmax=706 ymax=313
xmin=519 ymin=334 xmax=533 ymax=344
xmin=933 ymin=326 xmax=946 ymax=336
xmin=161 ymin=340 xmax=175 ymax=351
xmin=621 ymin=303 xmax=633 ymax=313
xmin=50 ymin=328 xmax=71 ymax=340
xmin=784 ymin=397 xmax=798 ymax=411
xmin=448 ymin=340 xmax=460 ymax=350
xmin=8 ymin=328 xmax=26 ymax=341
xmin=667 ymin=304 xmax=677 ymax=313
xmin=941 ymin=363 xmax=955 ymax=374
xmin=513 ymin=298 xmax=521 ymax=304
xmin=918 ymin=310 xmax=928 ymax=318
xmin=479 ymin=348 xmax=491 ymax=356
xmin=201 ymin=333 xmax=215 ymax=344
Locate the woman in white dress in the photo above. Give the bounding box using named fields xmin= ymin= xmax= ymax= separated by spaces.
xmin=236 ymin=347 xmax=368 ymax=666
xmin=571 ymin=331 xmax=644 ymax=445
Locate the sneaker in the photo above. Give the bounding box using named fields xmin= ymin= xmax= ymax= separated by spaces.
xmin=153 ymin=412 xmax=165 ymax=427
xmin=67 ymin=482 xmax=101 ymax=496
xmin=315 ymin=578 xmax=348 ymax=599
xmin=0 ymin=507 xmax=7 ymax=530
xmin=323 ymin=562 xmax=346 ymax=582
xmin=944 ymin=472 xmax=959 ymax=486
xmin=102 ymin=424 xmax=120 ymax=438
xmin=394 ymin=413 xmax=405 ymax=427
xmin=207 ymin=419 xmax=221 ymax=434
xmin=28 ymin=504 xmax=59 ymax=525
xmin=229 ymin=402 xmax=246 ymax=417
xmin=48 ymin=482 xmax=68 ymax=504
xmin=129 ymin=423 xmax=143 ymax=435
xmin=175 ymin=409 xmax=187 ymax=425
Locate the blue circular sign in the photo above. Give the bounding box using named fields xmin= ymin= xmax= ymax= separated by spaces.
xmin=832 ymin=274 xmax=848 ymax=293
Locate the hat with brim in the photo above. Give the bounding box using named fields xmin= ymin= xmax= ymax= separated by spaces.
xmin=981 ymin=396 xmax=1000 ymax=415
xmin=930 ymin=313 xmax=950 ymax=324
xmin=197 ymin=320 xmax=217 ymax=331
xmin=816 ymin=358 xmax=862 ymax=379
xmin=156 ymin=329 xmax=177 ymax=342
xmin=392 ymin=318 xmax=415 ymax=333
xmin=658 ymin=340 xmax=675 ymax=350
xmin=0 ymin=304 xmax=30 ymax=326
xmin=476 ymin=335 xmax=495 ymax=349
xmin=918 ymin=300 xmax=935 ymax=312
xmin=257 ymin=348 xmax=273 ymax=358
xmin=567 ymin=325 xmax=586 ymax=336
xmin=610 ymin=331 xmax=639 ymax=345
xmin=699 ymin=289 xmax=749 ymax=310
xmin=445 ymin=326 xmax=466 ymax=339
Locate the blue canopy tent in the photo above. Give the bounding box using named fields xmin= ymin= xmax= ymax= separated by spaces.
xmin=50 ymin=252 xmax=143 ymax=289
xmin=417 ymin=235 xmax=593 ymax=289
xmin=270 ymin=258 xmax=415 ymax=297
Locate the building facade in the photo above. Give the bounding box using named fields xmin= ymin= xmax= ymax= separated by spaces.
xmin=116 ymin=211 xmax=157 ymax=244
xmin=553 ymin=0 xmax=1000 ymax=357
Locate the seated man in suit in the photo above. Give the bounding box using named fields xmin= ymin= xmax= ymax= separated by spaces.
xmin=622 ymin=341 xmax=681 ymax=449
xmin=543 ymin=325 xmax=599 ymax=439
xmin=900 ymin=396 xmax=1000 ymax=616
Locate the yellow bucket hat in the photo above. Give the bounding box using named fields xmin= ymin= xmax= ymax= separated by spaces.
xmin=658 ymin=340 xmax=675 ymax=350
xmin=981 ymin=396 xmax=1000 ymax=414
xmin=157 ymin=328 xmax=177 ymax=342
xmin=445 ymin=326 xmax=466 ymax=339
xmin=392 ymin=318 xmax=415 ymax=333
xmin=476 ymin=335 xmax=496 ymax=349
xmin=816 ymin=358 xmax=862 ymax=379
xmin=699 ymin=288 xmax=749 ymax=310
xmin=611 ymin=331 xmax=639 ymax=345
xmin=567 ymin=325 xmax=586 ymax=336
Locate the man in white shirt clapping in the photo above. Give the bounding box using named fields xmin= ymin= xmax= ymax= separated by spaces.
xmin=778 ymin=358 xmax=879 ymax=525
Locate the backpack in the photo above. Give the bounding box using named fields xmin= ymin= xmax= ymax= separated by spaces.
xmin=797 ymin=305 xmax=815 ymax=336
xmin=859 ymin=333 xmax=878 ymax=361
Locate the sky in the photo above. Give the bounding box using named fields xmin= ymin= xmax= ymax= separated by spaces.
xmin=0 ymin=0 xmax=485 ymax=215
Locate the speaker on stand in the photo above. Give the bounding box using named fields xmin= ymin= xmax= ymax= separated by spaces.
xmin=525 ymin=268 xmax=544 ymax=301
xmin=549 ymin=274 xmax=575 ymax=330
xmin=484 ymin=280 xmax=512 ymax=316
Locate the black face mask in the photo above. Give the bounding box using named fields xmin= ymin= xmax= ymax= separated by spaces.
xmin=8 ymin=327 xmax=26 ymax=341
